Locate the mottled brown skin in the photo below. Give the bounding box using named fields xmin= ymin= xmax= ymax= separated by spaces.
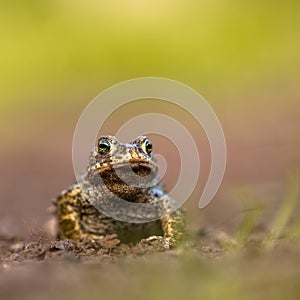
xmin=55 ymin=135 xmax=185 ymax=248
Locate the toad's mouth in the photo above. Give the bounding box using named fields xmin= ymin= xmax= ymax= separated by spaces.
xmin=95 ymin=159 xmax=158 ymax=177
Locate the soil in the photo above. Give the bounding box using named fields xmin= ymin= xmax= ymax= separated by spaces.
xmin=0 ymin=230 xmax=224 ymax=269
xmin=0 ymin=235 xmax=169 ymax=267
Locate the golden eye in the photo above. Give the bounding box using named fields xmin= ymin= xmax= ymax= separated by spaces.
xmin=98 ymin=138 xmax=111 ymax=154
xmin=142 ymin=138 xmax=153 ymax=155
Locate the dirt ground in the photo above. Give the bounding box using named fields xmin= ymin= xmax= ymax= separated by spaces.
xmin=0 ymin=228 xmax=228 ymax=300
xmin=2 ymin=228 xmax=300 ymax=300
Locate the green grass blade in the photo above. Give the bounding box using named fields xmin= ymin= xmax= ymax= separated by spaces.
xmin=262 ymin=172 xmax=299 ymax=251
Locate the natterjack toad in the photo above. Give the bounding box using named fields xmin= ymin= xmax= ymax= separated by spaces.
xmin=55 ymin=136 xmax=185 ymax=248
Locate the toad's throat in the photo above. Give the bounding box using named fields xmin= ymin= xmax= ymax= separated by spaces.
xmin=84 ymin=160 xmax=158 ymax=200
xmin=84 ymin=162 xmax=157 ymax=199
xmin=94 ymin=169 xmax=152 ymax=202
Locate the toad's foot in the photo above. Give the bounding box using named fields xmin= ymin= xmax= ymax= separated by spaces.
xmin=141 ymin=235 xmax=170 ymax=250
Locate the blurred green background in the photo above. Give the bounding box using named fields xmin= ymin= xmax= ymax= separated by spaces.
xmin=1 ymin=0 xmax=299 ymax=110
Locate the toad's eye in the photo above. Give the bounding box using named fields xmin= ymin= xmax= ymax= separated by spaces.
xmin=142 ymin=138 xmax=153 ymax=155
xmin=98 ymin=138 xmax=111 ymax=154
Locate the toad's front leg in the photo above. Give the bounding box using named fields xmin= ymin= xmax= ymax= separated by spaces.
xmin=56 ymin=185 xmax=88 ymax=241
xmin=161 ymin=210 xmax=185 ymax=248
